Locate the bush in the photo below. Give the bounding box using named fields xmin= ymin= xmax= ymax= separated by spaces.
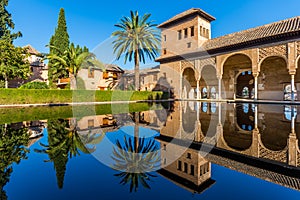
xmin=0 ymin=80 xmax=5 ymax=88
xmin=19 ymin=82 xmax=49 ymax=89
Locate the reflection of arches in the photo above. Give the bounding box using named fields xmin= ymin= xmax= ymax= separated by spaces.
xmin=200 ymin=65 xmax=217 ymax=99
xmin=259 ymin=56 xmax=289 ymax=100
xmin=258 ymin=108 xmax=290 ymax=151
xmin=211 ymin=103 xmax=217 ymax=113
xmin=223 ymin=129 xmax=253 ymax=151
xmin=182 ymin=102 xmax=197 ymax=133
xmin=284 ymin=106 xmax=297 ymax=121
xmin=182 ymin=68 xmax=197 ymax=100
xmin=236 ymin=104 xmax=254 ymax=132
xmin=199 ymin=103 xmax=218 ymax=137
xmin=202 ymin=102 xmax=208 ymax=113
xmin=223 ymin=103 xmax=253 ymax=151
xmin=223 ymin=54 xmax=252 ymax=99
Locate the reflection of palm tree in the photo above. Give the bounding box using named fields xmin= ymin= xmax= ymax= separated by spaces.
xmin=0 ymin=124 xmax=29 ymax=199
xmin=35 ymin=119 xmax=101 ymax=189
xmin=111 ymin=134 xmax=160 ymax=192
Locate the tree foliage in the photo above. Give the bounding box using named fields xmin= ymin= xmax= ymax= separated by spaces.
xmin=0 ymin=40 xmax=31 ymax=88
xmin=35 ymin=119 xmax=101 ymax=189
xmin=112 ymin=11 xmax=160 ymax=90
xmin=111 ymin=135 xmax=160 ymax=192
xmin=48 ymin=8 xmax=70 ymax=84
xmin=47 ymin=43 xmax=103 ymax=89
xmin=0 ymin=124 xmax=29 ymax=199
xmin=0 ymin=0 xmax=22 ymax=41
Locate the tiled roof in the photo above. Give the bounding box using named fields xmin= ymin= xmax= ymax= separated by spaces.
xmin=23 ymin=44 xmax=40 ymax=55
xmin=203 ymin=16 xmax=300 ymax=51
xmin=104 ymin=64 xmax=124 ymax=73
xmin=123 ymin=66 xmax=160 ymax=77
xmin=158 ymin=8 xmax=215 ymax=28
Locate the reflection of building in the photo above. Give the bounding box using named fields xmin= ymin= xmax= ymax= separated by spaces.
xmin=23 ymin=120 xmax=47 ymax=147
xmin=76 ymin=114 xmax=117 ymax=134
xmin=156 ymin=101 xmax=300 ymax=191
xmin=9 ymin=45 xmax=48 ymax=88
xmin=158 ymin=138 xmax=215 ymax=193
xmin=156 ymin=8 xmax=300 ymax=101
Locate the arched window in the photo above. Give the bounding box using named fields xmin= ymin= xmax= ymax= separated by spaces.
xmin=242 ymin=87 xmax=249 ymax=98
xmin=284 ymin=84 xmax=297 ymax=100
xmin=210 ymin=87 xmax=216 ymax=99
xmin=202 ymin=87 xmax=208 ymax=99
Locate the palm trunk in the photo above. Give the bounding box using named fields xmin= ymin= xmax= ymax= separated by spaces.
xmin=134 ymin=112 xmax=139 ymax=153
xmin=4 ymin=76 xmax=8 ymax=89
xmin=134 ymin=50 xmax=140 ymax=91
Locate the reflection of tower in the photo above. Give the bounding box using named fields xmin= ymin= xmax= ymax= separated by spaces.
xmin=157 ymin=139 xmax=215 ymax=193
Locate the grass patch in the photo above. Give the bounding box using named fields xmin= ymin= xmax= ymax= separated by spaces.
xmin=0 ymin=89 xmax=165 ymax=105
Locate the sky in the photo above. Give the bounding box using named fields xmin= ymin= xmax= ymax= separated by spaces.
xmin=7 ymin=0 xmax=300 ymax=69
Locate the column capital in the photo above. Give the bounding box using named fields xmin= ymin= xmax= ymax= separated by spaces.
xmin=252 ymin=71 xmax=260 ymax=77
xmin=289 ymin=70 xmax=296 ymax=75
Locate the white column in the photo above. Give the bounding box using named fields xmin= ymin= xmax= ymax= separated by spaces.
xmin=197 ymin=80 xmax=200 ymax=100
xmin=291 ymin=74 xmax=295 ymax=101
xmin=218 ymin=77 xmax=222 ymax=100
xmin=254 ymin=104 xmax=258 ymax=129
xmin=254 ymin=76 xmax=258 ymax=100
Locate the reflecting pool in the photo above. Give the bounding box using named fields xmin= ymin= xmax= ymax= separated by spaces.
xmin=1 ymin=101 xmax=300 ymax=200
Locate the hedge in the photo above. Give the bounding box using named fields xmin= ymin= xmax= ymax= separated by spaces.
xmin=0 ymin=89 xmax=165 ymax=105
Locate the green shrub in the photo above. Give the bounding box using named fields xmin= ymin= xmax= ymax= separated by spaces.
xmin=0 ymin=80 xmax=5 ymax=88
xmin=0 ymin=89 xmax=165 ymax=105
xmin=19 ymin=82 xmax=49 ymax=89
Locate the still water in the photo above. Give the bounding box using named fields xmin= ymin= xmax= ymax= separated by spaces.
xmin=1 ymin=101 xmax=300 ymax=200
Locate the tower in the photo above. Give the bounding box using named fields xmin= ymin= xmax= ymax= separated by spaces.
xmin=158 ymin=8 xmax=215 ymax=57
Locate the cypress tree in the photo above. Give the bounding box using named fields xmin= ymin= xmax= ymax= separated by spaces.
xmin=48 ymin=8 xmax=70 ymax=84
xmin=0 ymin=0 xmax=22 ymax=41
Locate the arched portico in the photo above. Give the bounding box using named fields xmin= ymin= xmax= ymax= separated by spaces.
xmin=200 ymin=65 xmax=218 ymax=99
xmin=258 ymin=56 xmax=289 ymax=100
xmin=222 ymin=54 xmax=253 ymax=99
xmin=182 ymin=67 xmax=197 ymax=100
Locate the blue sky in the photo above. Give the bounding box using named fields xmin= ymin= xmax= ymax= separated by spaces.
xmin=8 ymin=0 xmax=300 ymax=69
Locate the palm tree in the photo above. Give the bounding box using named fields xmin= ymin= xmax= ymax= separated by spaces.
xmin=47 ymin=43 xmax=103 ymax=89
xmin=111 ymin=135 xmax=160 ymax=192
xmin=112 ymin=11 xmax=160 ymax=91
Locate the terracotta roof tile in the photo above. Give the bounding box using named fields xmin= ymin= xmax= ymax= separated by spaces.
xmin=158 ymin=8 xmax=215 ymax=28
xmin=104 ymin=64 xmax=124 ymax=73
xmin=23 ymin=44 xmax=40 ymax=55
xmin=203 ymin=16 xmax=300 ymax=51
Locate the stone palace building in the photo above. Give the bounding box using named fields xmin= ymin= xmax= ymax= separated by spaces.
xmin=156 ymin=8 xmax=300 ymax=101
